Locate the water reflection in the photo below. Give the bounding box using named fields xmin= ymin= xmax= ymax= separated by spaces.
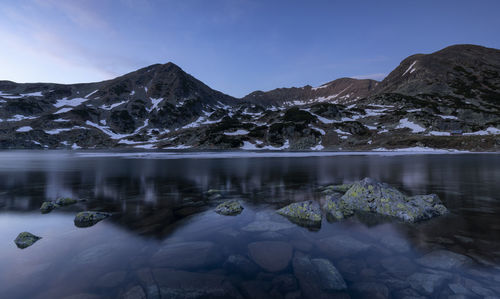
xmin=0 ymin=152 xmax=499 ymax=298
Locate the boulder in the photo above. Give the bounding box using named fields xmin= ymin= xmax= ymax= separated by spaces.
xmin=223 ymin=254 xmax=260 ymax=277
xmin=416 ymin=250 xmax=473 ymax=270
xmin=74 ymin=211 xmax=111 ymax=228
xmin=151 ymin=268 xmax=242 ymax=298
xmin=340 ymin=178 xmax=449 ymax=222
xmin=40 ymin=201 xmax=58 ymax=214
xmin=14 ymin=232 xmax=41 ymax=249
xmin=317 ymin=235 xmax=371 ymax=258
xmin=214 ymin=200 xmax=244 ymax=215
xmin=55 ymin=197 xmax=77 ymax=206
xmin=248 ymin=241 xmax=293 ymax=272
xmin=151 ymin=241 xmax=223 ymax=270
xmin=292 ymin=254 xmax=346 ymax=299
xmin=350 ymin=282 xmax=389 ymax=299
xmin=277 ymin=200 xmax=322 ymax=228
xmin=408 ymin=272 xmax=451 ymax=295
xmin=322 ymin=184 xmax=353 ymax=194
xmin=322 ymin=194 xmax=354 ymax=221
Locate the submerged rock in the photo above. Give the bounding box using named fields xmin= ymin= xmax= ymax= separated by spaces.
xmin=151 ymin=241 xmax=223 ymax=270
xmin=14 ymin=232 xmax=41 ymax=249
xmin=277 ymin=200 xmax=322 ymax=228
xmin=205 ymin=189 xmax=224 ymax=200
xmin=40 ymin=201 xmax=59 ymax=214
xmin=339 ymin=177 xmax=449 ymax=222
xmin=223 ymin=254 xmax=260 ymax=277
xmin=74 ymin=211 xmax=111 ymax=228
xmin=317 ymin=235 xmax=371 ymax=258
xmin=215 ymin=200 xmax=244 ymax=215
xmin=55 ymin=197 xmax=78 ymax=206
xmin=293 ymin=254 xmax=347 ymax=298
xmin=416 ymin=250 xmax=473 ymax=270
xmin=248 ymin=241 xmax=293 ymax=272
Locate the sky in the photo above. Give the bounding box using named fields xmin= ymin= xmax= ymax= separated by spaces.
xmin=1 ymin=0 xmax=500 ymax=98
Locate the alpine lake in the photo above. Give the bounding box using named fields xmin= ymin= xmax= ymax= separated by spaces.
xmin=0 ymin=151 xmax=499 ymax=299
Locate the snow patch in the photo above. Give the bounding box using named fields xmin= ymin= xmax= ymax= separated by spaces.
xmin=464 ymin=127 xmax=500 ymax=135
xmin=310 ymin=144 xmax=324 ymax=150
xmin=402 ymin=61 xmax=417 ymax=76
xmin=437 ymin=115 xmax=458 ymax=120
xmin=54 ymin=107 xmax=73 ymax=114
xmin=396 ymin=118 xmax=426 ymax=133
xmin=54 ymin=97 xmax=89 ymax=108
xmin=16 ymin=126 xmax=33 ymax=132
xmin=85 ymin=90 xmax=99 ymax=98
xmin=224 ymin=129 xmax=249 ymax=136
xmin=100 ymin=101 xmax=127 ymax=110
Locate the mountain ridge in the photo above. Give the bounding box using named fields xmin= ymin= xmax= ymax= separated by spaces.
xmin=0 ymin=44 xmax=499 ymax=151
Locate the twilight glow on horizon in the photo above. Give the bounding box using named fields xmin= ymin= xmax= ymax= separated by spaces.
xmin=1 ymin=0 xmax=499 ymax=97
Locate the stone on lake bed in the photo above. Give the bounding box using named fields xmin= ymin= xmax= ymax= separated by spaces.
xmin=74 ymin=211 xmax=111 ymax=228
xmin=277 ymin=200 xmax=322 ymax=228
xmin=416 ymin=250 xmax=473 ymax=270
xmin=40 ymin=201 xmax=59 ymax=214
xmin=215 ymin=200 xmax=243 ymax=215
xmin=14 ymin=232 xmax=41 ymax=249
xmin=151 ymin=241 xmax=223 ymax=270
xmin=55 ymin=197 xmax=78 ymax=206
xmin=248 ymin=241 xmax=293 ymax=272
xmin=339 ymin=177 xmax=449 ymax=222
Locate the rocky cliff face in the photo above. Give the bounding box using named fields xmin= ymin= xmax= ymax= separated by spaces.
xmin=0 ymin=44 xmax=499 ymax=151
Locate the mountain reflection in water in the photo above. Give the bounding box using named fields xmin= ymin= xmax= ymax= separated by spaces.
xmin=0 ymin=152 xmax=499 ymax=298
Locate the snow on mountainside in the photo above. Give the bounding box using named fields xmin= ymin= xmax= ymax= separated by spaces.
xmin=0 ymin=44 xmax=499 ymax=151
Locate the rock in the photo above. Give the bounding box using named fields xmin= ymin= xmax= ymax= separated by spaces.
xmin=40 ymin=201 xmax=58 ymax=214
xmin=151 ymin=268 xmax=242 ymax=298
xmin=322 ymin=195 xmax=353 ymax=221
xmin=14 ymin=232 xmax=41 ymax=249
xmin=214 ymin=200 xmax=243 ymax=215
xmin=151 ymin=241 xmax=223 ymax=270
xmin=55 ymin=197 xmax=77 ymax=206
xmin=239 ymin=280 xmax=273 ymax=299
xmin=241 ymin=220 xmax=295 ymax=232
xmin=350 ymin=282 xmax=389 ymax=299
xmin=277 ymin=200 xmax=322 ymax=228
xmin=135 ymin=269 xmax=160 ymax=299
xmin=205 ymin=189 xmax=224 ymax=200
xmin=379 ymin=235 xmax=411 ymax=253
xmin=248 ymin=241 xmax=293 ymax=272
xmin=322 ymin=184 xmax=353 ymax=194
xmin=293 ymin=255 xmax=347 ymax=299
xmin=416 ymin=250 xmax=473 ymax=270
xmin=340 ymin=178 xmax=449 ymax=222
xmin=408 ymin=272 xmax=450 ymax=295
xmin=95 ymin=271 xmax=126 ymax=288
xmin=74 ymin=211 xmax=111 ymax=227
xmin=317 ymin=235 xmax=371 ymax=258
xmin=380 ymin=256 xmax=417 ymax=277
xmin=223 ymin=254 xmax=260 ymax=277
xmin=121 ymin=285 xmax=146 ymax=299
xmin=272 ymin=274 xmax=298 ymax=293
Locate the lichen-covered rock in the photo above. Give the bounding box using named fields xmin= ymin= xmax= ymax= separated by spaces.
xmin=277 ymin=200 xmax=322 ymax=227
xmin=14 ymin=232 xmax=41 ymax=249
xmin=55 ymin=197 xmax=77 ymax=206
xmin=40 ymin=201 xmax=59 ymax=214
xmin=322 ymin=193 xmax=354 ymax=221
xmin=215 ymin=200 xmax=243 ymax=215
xmin=340 ymin=178 xmax=449 ymax=222
xmin=74 ymin=211 xmax=111 ymax=227
xmin=322 ymin=183 xmax=353 ymax=194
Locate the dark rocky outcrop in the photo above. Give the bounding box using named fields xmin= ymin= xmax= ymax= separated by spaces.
xmin=74 ymin=211 xmax=111 ymax=227
xmin=14 ymin=232 xmax=41 ymax=249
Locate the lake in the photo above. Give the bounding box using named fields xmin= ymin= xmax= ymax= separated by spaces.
xmin=0 ymin=151 xmax=499 ymax=298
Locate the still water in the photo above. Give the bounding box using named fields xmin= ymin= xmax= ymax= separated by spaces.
xmin=0 ymin=151 xmax=499 ymax=298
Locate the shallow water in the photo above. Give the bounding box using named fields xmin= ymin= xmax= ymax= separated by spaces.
xmin=0 ymin=151 xmax=499 ymax=298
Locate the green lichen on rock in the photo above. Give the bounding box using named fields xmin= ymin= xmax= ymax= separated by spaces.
xmin=322 ymin=183 xmax=354 ymax=194
xmin=74 ymin=211 xmax=111 ymax=228
xmin=277 ymin=200 xmax=322 ymax=228
xmin=322 ymin=194 xmax=354 ymax=221
xmin=55 ymin=197 xmax=77 ymax=206
xmin=40 ymin=201 xmax=59 ymax=214
xmin=215 ymin=200 xmax=244 ymax=215
xmin=339 ymin=178 xmax=449 ymax=223
xmin=14 ymin=232 xmax=41 ymax=249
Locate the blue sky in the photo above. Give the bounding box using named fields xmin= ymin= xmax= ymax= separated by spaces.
xmin=1 ymin=0 xmax=499 ymax=97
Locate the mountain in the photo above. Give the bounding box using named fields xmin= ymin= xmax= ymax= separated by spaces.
xmin=243 ymin=77 xmax=378 ymax=106
xmin=0 ymin=44 xmax=499 ymax=151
